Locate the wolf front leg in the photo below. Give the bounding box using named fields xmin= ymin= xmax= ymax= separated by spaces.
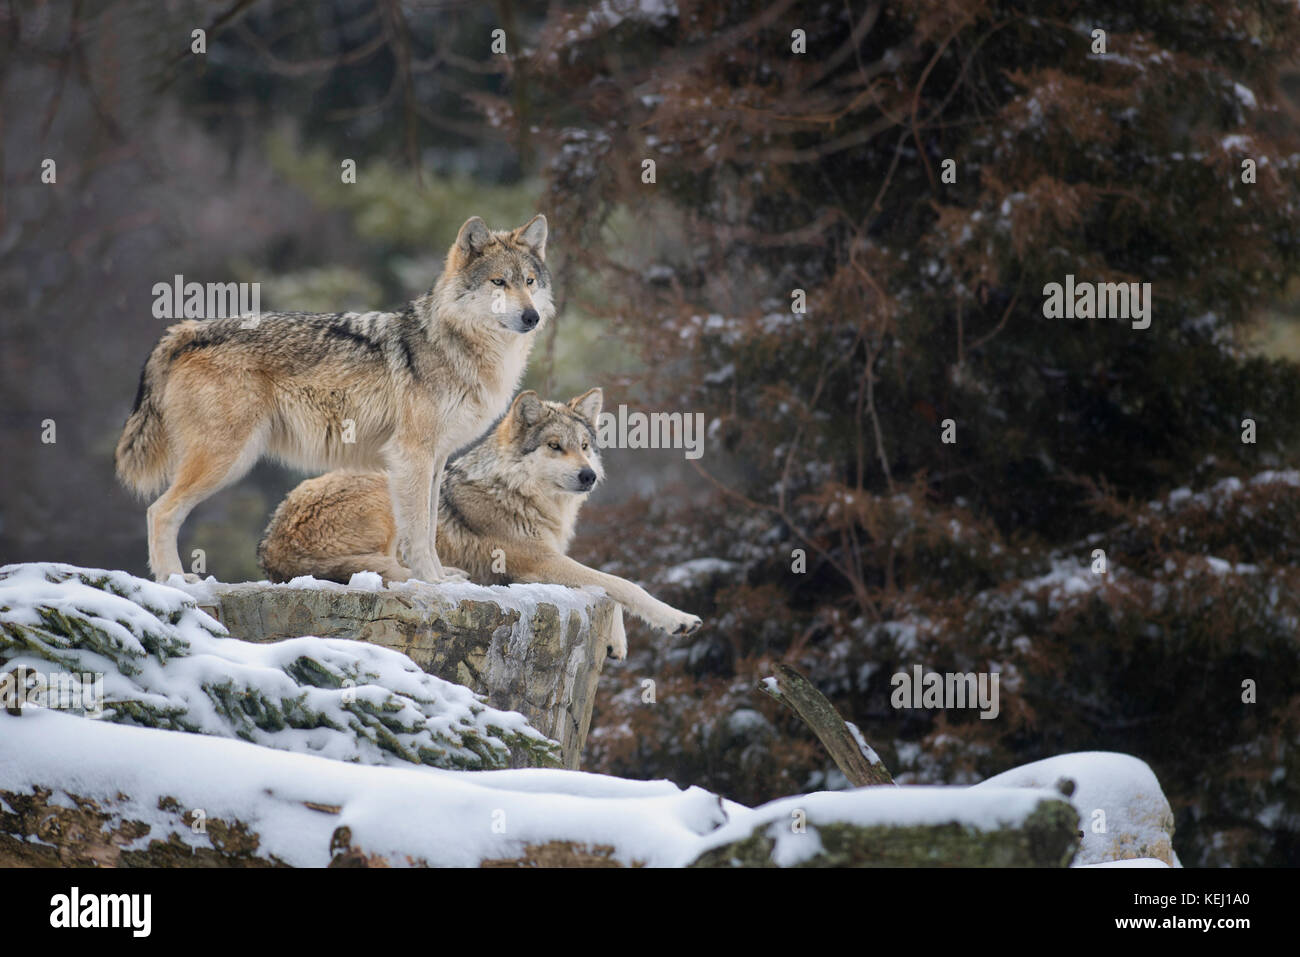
xmin=425 ymin=453 xmax=468 ymax=581
xmin=518 ymin=553 xmax=703 ymax=637
xmin=385 ymin=439 xmax=447 ymax=583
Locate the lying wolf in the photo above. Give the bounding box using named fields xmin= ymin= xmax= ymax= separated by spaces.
xmin=116 ymin=215 xmax=551 ymax=583
xmin=257 ymin=389 xmax=704 ymax=657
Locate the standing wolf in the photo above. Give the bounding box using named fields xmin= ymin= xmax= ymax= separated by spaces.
xmin=257 ymin=389 xmax=704 ymax=655
xmin=116 ymin=214 xmax=552 ymax=583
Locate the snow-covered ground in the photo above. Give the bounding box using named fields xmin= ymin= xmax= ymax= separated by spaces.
xmin=1 ymin=708 xmax=723 ymax=866
xmin=0 ymin=562 xmax=1181 ymax=867
xmin=2 ymin=704 xmax=1177 ymax=867
xmin=3 ymin=707 xmax=1094 ymax=867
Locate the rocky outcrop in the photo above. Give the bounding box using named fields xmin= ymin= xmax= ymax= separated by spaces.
xmin=0 ymin=564 xmax=566 ymax=771
xmin=0 ymin=786 xmax=282 ymax=868
xmin=181 ymin=577 xmax=618 ymax=769
xmin=0 ymin=564 xmax=1173 ymax=869
xmin=0 ymin=710 xmax=726 ymax=867
xmin=974 ymin=751 xmax=1179 ymax=866
xmin=687 ymin=787 xmax=1080 ymax=867
xmin=1 ymin=708 xmax=1082 ymax=868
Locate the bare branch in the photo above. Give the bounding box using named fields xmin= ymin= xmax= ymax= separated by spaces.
xmin=760 ymin=663 xmax=895 ymax=787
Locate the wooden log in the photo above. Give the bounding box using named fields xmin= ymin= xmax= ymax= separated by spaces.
xmin=760 ymin=662 xmax=894 ymax=786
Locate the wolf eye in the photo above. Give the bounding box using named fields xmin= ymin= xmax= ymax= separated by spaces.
xmin=491 ymin=278 xmax=506 ymax=287
xmin=526 ymin=277 xmax=535 ymax=286
xmin=548 ymin=440 xmax=562 ymax=451
xmin=581 ymin=441 xmax=589 ymax=450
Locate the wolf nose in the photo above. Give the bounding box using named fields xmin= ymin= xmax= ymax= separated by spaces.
xmin=521 ymin=307 xmax=539 ymax=330
xmin=578 ymin=468 xmax=596 ymax=490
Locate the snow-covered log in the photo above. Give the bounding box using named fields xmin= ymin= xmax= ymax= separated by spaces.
xmin=974 ymin=752 xmax=1179 ymax=866
xmin=688 ymin=788 xmax=1079 ymax=867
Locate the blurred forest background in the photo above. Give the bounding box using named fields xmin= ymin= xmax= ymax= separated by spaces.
xmin=2 ymin=0 xmax=1300 ymax=866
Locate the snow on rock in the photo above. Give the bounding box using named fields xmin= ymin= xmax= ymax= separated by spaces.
xmin=0 ymin=708 xmax=723 ymax=867
xmin=974 ymin=751 xmax=1179 ymax=866
xmin=180 ymin=574 xmax=619 ymax=769
xmin=174 ymin=570 xmax=606 ymax=623
xmin=1 ymin=708 xmax=1085 ymax=868
xmin=0 ymin=563 xmax=560 ymax=771
xmin=690 ymin=786 xmax=1079 ymax=867
xmin=0 ymin=567 xmax=1185 ymax=868
xmin=345 ymin=571 xmax=385 ymax=591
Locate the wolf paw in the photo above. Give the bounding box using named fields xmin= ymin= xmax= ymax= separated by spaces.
xmin=408 ymin=566 xmax=469 ymax=584
xmin=598 ymin=605 xmax=624 ymax=665
xmin=606 ymin=610 xmax=628 ymax=662
xmin=656 ymin=609 xmax=702 ymax=636
xmin=675 ymin=615 xmax=703 ymax=636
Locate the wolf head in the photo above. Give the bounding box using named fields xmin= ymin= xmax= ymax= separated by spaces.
xmin=438 ymin=214 xmax=555 ymax=335
xmin=496 ymin=388 xmax=605 ymax=494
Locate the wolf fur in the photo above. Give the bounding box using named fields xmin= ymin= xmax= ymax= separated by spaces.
xmin=116 ymin=214 xmax=552 ymax=583
xmin=257 ymin=389 xmax=703 ymax=658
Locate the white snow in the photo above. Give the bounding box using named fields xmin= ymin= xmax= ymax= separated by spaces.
xmin=1078 ymin=858 xmax=1170 ymax=868
xmin=975 ymin=752 xmax=1179 ymax=866
xmin=659 ymin=557 xmax=738 ymax=586
xmin=0 ymin=709 xmax=722 ymax=867
xmin=580 ymin=0 xmax=678 ymax=32
xmin=0 ymin=563 xmax=554 ymax=770
xmin=693 ymin=786 xmax=1066 ymax=867
xmin=845 ymin=720 xmax=884 ymax=766
xmin=0 ymin=708 xmax=1084 ymax=867
xmin=1149 ymin=470 xmax=1299 ymax=514
xmin=2 ymin=566 xmax=1189 ymax=868
xmin=345 ymin=571 xmax=385 ymax=591
xmin=1019 ymin=558 xmax=1103 ymax=599
xmin=174 ymin=573 xmax=603 ymax=624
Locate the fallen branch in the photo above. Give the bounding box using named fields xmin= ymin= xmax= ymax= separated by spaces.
xmin=760 ymin=662 xmax=894 ymax=786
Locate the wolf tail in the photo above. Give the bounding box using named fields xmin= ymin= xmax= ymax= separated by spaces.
xmin=115 ymin=330 xmax=189 ymax=497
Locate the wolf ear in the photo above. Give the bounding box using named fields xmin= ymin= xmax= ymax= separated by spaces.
xmin=568 ymin=387 xmax=603 ymax=425
xmin=455 ymin=216 xmax=493 ymax=258
xmin=510 ymin=390 xmax=546 ymax=427
xmin=514 ymin=214 xmax=548 ymax=260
